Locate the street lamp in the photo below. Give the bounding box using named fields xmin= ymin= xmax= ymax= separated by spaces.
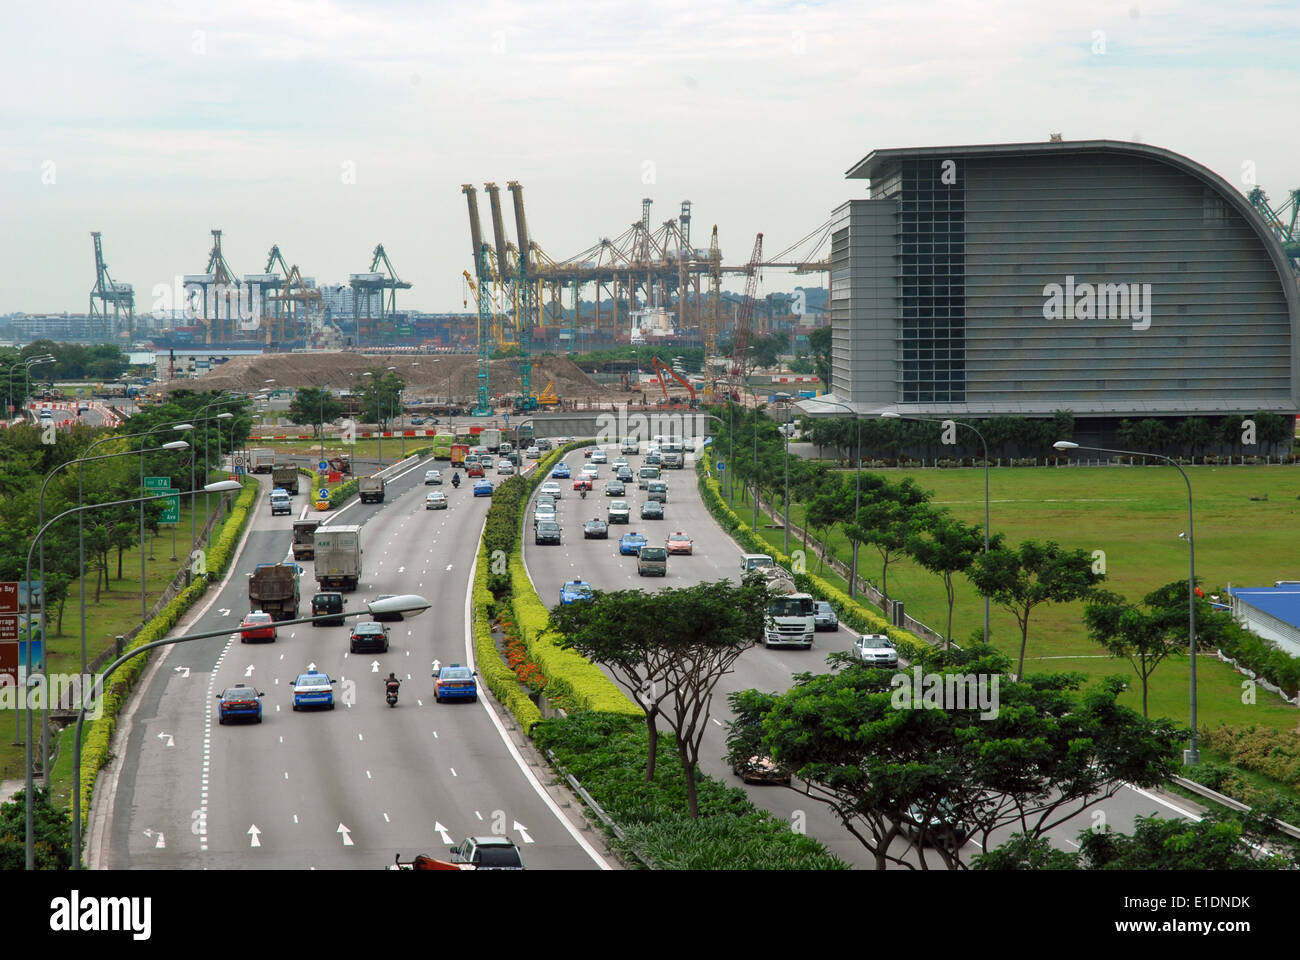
xmin=884 ymin=411 xmax=991 ymax=644
xmin=1054 ymin=439 xmax=1200 ymax=764
xmin=22 ymin=479 xmax=241 ymax=870
xmin=68 ymin=588 xmax=430 ymax=868
xmin=817 ymin=399 xmax=863 ymax=599
xmin=7 ymin=354 xmax=55 ymax=417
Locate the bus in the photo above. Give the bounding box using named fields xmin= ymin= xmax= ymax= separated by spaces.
xmin=432 ymin=432 xmax=454 ymax=461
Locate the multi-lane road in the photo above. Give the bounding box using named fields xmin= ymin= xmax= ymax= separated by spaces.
xmin=88 ymin=454 xmax=610 ymax=870
xmin=520 ymin=444 xmax=1205 ymax=869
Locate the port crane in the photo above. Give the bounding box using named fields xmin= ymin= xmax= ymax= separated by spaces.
xmin=89 ymin=232 xmax=135 ymax=341
xmin=728 ymin=233 xmax=764 ymax=400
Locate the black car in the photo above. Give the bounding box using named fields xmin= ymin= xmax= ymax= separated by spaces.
xmin=640 ymin=500 xmax=664 ymax=520
xmin=583 ymin=518 xmax=609 ymax=539
xmin=450 ymin=836 xmax=525 ymax=870
xmin=616 ymin=466 xmax=634 ymax=483
xmin=534 ymin=519 xmax=562 ymax=545
xmin=349 ymin=621 xmax=390 ymax=654
xmin=372 ymin=594 xmax=404 ymax=622
xmin=217 ymin=684 xmax=264 ymax=724
xmin=311 ymin=592 xmax=345 ymax=627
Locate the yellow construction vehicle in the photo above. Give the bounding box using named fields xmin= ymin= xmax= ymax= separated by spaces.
xmin=538 ymin=380 xmax=559 ymax=405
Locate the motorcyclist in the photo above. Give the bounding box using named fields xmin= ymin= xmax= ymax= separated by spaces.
xmin=579 ymin=486 xmax=587 ymax=499
xmin=451 ymin=471 xmax=461 ymax=488
xmin=384 ymin=672 xmax=400 ymax=697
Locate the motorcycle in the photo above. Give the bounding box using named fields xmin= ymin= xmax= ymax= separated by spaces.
xmin=385 ymin=682 xmax=400 ymax=707
xmin=579 ymin=487 xmax=587 ymax=499
xmin=451 ymin=474 xmax=461 ymax=489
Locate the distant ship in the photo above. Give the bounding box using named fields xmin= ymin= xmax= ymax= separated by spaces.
xmin=629 ymin=306 xmax=675 ymax=344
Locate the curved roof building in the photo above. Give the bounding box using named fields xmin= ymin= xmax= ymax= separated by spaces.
xmin=801 ymin=140 xmax=1300 ymax=420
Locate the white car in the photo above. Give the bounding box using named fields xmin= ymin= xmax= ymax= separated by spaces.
xmin=426 ymin=491 xmax=448 ymax=510
xmin=853 ymin=634 xmax=899 ymax=668
xmin=533 ymin=502 xmax=556 ymax=525
xmin=590 ymin=449 xmax=608 ymax=464
xmin=425 ymin=469 xmax=442 ymax=485
xmin=498 ymin=460 xmax=515 ymax=475
xmin=539 ymin=481 xmax=562 ymax=499
xmin=525 ymin=446 xmax=541 ymax=459
xmin=608 ymin=500 xmax=631 ymax=524
xmin=612 ymin=458 xmax=629 ymax=471
xmin=582 ymin=464 xmax=599 ymax=479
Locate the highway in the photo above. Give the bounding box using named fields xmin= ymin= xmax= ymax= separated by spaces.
xmin=89 ymin=454 xmax=609 ymax=870
xmin=521 ymin=444 xmax=1202 ymax=868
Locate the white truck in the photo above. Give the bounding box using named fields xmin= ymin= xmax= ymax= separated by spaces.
xmin=740 ymin=553 xmax=816 ymax=649
xmin=481 ymin=428 xmax=502 ymax=453
xmin=358 ymin=475 xmax=386 ymax=504
xmin=250 ymin=448 xmax=275 ymax=474
xmin=313 ymin=524 xmax=362 ymax=591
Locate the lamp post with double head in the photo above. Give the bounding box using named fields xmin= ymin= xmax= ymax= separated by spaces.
xmin=1055 ymin=440 xmax=1200 ymax=765
xmin=883 ymin=411 xmax=991 ymax=644
xmin=22 ymin=479 xmax=239 ymax=870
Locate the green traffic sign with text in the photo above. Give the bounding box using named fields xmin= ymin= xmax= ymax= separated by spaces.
xmin=144 ymin=476 xmax=171 ymax=491
xmin=158 ymin=488 xmax=180 ymax=524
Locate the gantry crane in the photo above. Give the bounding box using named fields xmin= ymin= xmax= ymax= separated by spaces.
xmin=704 ymin=225 xmax=721 ymax=399
xmin=729 ymin=233 xmax=764 ymax=400
xmin=202 ymin=229 xmax=241 ymax=344
xmin=89 ymin=232 xmax=135 ymax=342
xmin=507 ymin=181 xmax=538 ymax=412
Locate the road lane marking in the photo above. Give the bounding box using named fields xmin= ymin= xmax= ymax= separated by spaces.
xmin=450 ymin=768 xmax=457 ymax=777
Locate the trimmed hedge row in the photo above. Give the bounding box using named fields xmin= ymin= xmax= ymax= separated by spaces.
xmin=695 ymin=451 xmax=932 ymax=664
xmin=78 ymin=477 xmax=259 ymax=826
xmin=473 ymin=540 xmax=543 ymax=732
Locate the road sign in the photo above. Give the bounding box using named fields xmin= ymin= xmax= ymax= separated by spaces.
xmin=0 ymin=581 xmax=16 ymax=613
xmin=716 ymin=460 xmax=725 ymax=472
xmin=318 ymin=460 xmax=328 ymax=471
xmin=234 ymin=456 xmax=244 ymax=467
xmin=158 ymin=488 xmax=180 ymax=525
xmin=0 ymin=616 xmax=16 ymax=642
xmin=235 ymin=465 xmax=245 ymax=475
xmin=144 ymin=476 xmax=171 ymax=491
xmin=0 ymin=642 xmax=15 ymax=685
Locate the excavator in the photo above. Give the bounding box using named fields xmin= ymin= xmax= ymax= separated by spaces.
xmin=537 ymin=380 xmax=559 ymax=406
xmin=651 ymin=357 xmax=699 ymax=409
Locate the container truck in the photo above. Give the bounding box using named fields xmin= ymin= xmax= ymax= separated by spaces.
xmin=313 ymin=525 xmax=362 ymax=591
xmin=292 ymin=519 xmax=321 ymax=561
xmin=248 ymin=562 xmax=301 ymax=621
xmin=450 ymin=443 xmax=469 ymax=468
xmin=250 ymin=448 xmax=276 ymax=474
xmin=359 ymin=475 xmax=386 ymax=504
xmin=271 ymin=462 xmax=300 ymax=494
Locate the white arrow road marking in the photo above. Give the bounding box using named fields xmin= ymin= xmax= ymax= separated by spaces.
xmin=248 ymin=825 xmax=261 ymax=847
xmin=366 ymin=770 xmax=372 ymax=780
xmin=338 ymin=824 xmax=354 ymax=846
xmin=432 ymin=730 xmax=437 ymax=738
xmin=383 ymin=813 xmax=390 ymax=823
xmin=244 ymin=664 xmax=255 ymax=677
xmin=358 ymin=733 xmax=363 ymax=741
xmin=308 ymin=662 xmax=317 ymax=671
xmin=398 ymin=566 xmax=405 ymax=573
xmin=219 ymin=608 xmax=231 ymax=617
xmin=293 ymin=814 xmax=298 ymax=824
xmin=446 ymin=564 xmax=453 ymax=570
xmin=370 ymin=660 xmax=380 ymax=673
xmin=513 ymin=822 xmax=534 ymax=844
xmin=711 ymin=718 xmax=723 ymax=726
xmin=156 ymin=732 xmax=174 ymax=747
xmin=431 ymin=659 xmax=441 ymax=674
xmin=434 ymin=821 xmax=454 ymax=845
xmin=417 ymin=699 xmax=423 ymax=706
xmin=450 ymin=768 xmax=457 ymax=777
xmin=475 ymin=811 xmax=483 ymax=820
xmin=173 ymin=666 xmax=190 ymax=678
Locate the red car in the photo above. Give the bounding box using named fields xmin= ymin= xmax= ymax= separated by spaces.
xmin=665 ymin=531 xmax=694 ymax=555
xmin=239 ymin=610 xmax=277 ymax=643
xmin=572 ymin=476 xmax=592 ymax=491
xmin=466 ymin=462 xmax=485 ymax=478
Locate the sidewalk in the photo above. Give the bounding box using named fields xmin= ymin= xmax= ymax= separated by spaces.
xmin=0 ymin=778 xmax=23 ymax=805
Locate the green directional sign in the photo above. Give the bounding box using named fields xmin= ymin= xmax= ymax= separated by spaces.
xmin=144 ymin=476 xmax=171 ymax=491
xmin=158 ymin=488 xmax=180 ymax=525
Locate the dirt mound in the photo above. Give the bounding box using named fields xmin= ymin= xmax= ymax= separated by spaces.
xmin=159 ymin=352 xmax=614 ymax=401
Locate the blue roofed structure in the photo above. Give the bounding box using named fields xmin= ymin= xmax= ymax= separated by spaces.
xmin=1228 ymin=586 xmax=1300 ymax=657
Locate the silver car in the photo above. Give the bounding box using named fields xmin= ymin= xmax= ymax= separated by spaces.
xmin=853 ymin=634 xmax=898 ymax=668
xmin=813 ymin=601 xmax=839 ymax=631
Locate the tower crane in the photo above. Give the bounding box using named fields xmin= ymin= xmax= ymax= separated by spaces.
xmin=729 ymin=233 xmax=764 ymax=401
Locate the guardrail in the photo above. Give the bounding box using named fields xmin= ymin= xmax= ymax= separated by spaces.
xmin=543 ymin=747 xmax=657 ymax=870
xmin=1169 ymin=774 xmax=1300 ymax=842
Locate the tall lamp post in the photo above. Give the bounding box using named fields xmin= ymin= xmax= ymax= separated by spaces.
xmin=883 ymin=411 xmax=991 ymax=644
xmin=7 ymin=354 xmax=55 ymax=416
xmin=816 ymin=399 xmax=863 ymax=599
xmin=22 ymin=479 xmax=239 ymax=870
xmin=1054 ymin=440 xmax=1200 ymax=765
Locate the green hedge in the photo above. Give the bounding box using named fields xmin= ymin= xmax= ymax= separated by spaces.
xmin=76 ymin=478 xmax=259 ymax=828
xmin=473 ymin=541 xmax=543 ymax=732
xmin=695 ymin=451 xmax=931 ymax=663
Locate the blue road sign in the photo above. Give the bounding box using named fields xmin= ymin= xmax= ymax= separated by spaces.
xmin=716 ymin=460 xmax=726 ymax=472
xmin=318 ymin=460 xmax=328 ymax=471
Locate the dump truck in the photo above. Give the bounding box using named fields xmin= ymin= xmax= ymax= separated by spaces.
xmin=271 ymin=462 xmax=300 ymax=494
xmin=248 ymin=562 xmax=301 ymax=621
xmin=250 ymin=448 xmax=275 ymax=474
xmin=359 ymin=475 xmax=386 ymax=504
xmin=313 ymin=524 xmax=362 ymax=591
xmin=292 ymin=519 xmax=321 ymax=561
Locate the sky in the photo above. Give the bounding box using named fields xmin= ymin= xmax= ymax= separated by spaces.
xmin=1 ymin=0 xmax=1297 ymax=315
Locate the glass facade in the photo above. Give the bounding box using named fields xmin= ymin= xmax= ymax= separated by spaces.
xmin=897 ymin=159 xmax=966 ymax=403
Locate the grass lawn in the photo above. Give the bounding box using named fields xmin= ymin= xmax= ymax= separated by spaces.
xmin=0 ymin=499 xmax=214 ymax=785
xmin=721 ymin=462 xmax=1300 ymax=736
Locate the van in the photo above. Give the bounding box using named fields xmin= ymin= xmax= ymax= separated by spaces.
xmin=270 ymin=489 xmax=292 ymax=516
xmin=637 ymin=546 xmax=668 ymax=577
xmin=311 ymin=592 xmax=346 ymax=626
xmin=647 ymin=480 xmax=668 ymax=503
xmin=621 ymin=436 xmax=639 ymax=454
xmin=638 ymin=466 xmax=660 ymax=489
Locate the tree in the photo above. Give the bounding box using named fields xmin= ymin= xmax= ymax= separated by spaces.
xmin=752 ymin=651 xmax=1182 ymax=870
xmin=287 ymin=388 xmax=344 ymax=439
xmin=906 ymin=513 xmax=992 ymax=647
xmin=357 ymin=369 xmax=405 ymax=427
xmin=808 ymin=324 xmax=832 ymax=391
xmin=1076 ymin=812 xmax=1293 ymax=870
xmin=849 ymin=476 xmax=933 ymax=604
xmin=967 ymin=540 xmax=1106 ymax=678
xmin=1083 ymin=589 xmax=1186 ymax=717
xmin=549 ymin=589 xmax=677 ymax=781
xmin=0 ymin=787 xmax=72 ymax=870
